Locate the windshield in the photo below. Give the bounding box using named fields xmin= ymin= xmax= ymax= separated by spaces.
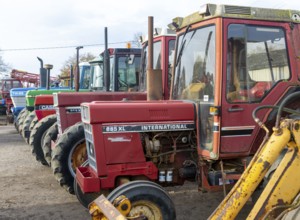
xmin=91 ymin=62 xmax=104 ymax=90
xmin=140 ymin=41 xmax=162 ymax=92
xmin=172 ymin=25 xmax=216 ymax=102
xmin=79 ymin=65 xmax=91 ymax=89
xmin=2 ymin=80 xmax=22 ymax=91
xmin=172 ymin=25 xmax=216 ymax=151
xmin=117 ymin=55 xmax=141 ymax=91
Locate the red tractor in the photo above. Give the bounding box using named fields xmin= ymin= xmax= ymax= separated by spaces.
xmin=75 ymin=4 xmax=300 ymax=211
xmin=50 ymin=30 xmax=176 ymax=194
xmin=27 ymin=48 xmax=141 ymax=166
xmin=0 ymin=78 xmax=23 ymax=122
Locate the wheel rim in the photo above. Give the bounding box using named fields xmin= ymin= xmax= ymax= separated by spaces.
xmin=68 ymin=140 xmax=87 ymax=177
xmin=129 ymin=200 xmax=162 ymax=219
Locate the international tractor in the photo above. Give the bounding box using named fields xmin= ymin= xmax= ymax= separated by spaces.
xmin=18 ymin=62 xmax=90 ymax=148
xmin=50 ymin=32 xmax=175 ymax=195
xmin=24 ymin=47 xmax=142 ymax=168
xmin=88 ymin=90 xmax=300 ymax=219
xmin=75 ymin=3 xmax=300 ymax=213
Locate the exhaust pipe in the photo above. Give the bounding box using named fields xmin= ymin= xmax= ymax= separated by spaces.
xmin=37 ymin=57 xmax=47 ymax=88
xmin=104 ymin=27 xmax=110 ymax=92
xmin=147 ymin=16 xmax=162 ymax=100
xmin=44 ymin=64 xmax=53 ymax=90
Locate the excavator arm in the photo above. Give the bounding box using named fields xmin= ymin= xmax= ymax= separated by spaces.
xmin=209 ymin=118 xmax=300 ymax=219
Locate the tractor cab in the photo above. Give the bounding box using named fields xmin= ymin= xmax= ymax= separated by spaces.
xmin=140 ymin=28 xmax=176 ymax=99
xmin=171 ymin=4 xmax=295 ymax=161
xmin=89 ymin=56 xmax=104 ymax=91
xmin=106 ymin=48 xmax=141 ymax=92
xmin=0 ymin=78 xmax=23 ymax=119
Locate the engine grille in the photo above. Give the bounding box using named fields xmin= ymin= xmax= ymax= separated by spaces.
xmin=11 ymin=96 xmax=26 ymax=107
xmin=83 ymin=123 xmax=97 ymax=171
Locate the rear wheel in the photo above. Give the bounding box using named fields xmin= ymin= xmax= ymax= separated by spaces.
xmin=107 ymin=180 xmax=176 ymax=220
xmin=14 ymin=108 xmax=26 ymax=132
xmin=22 ymin=111 xmax=36 ymax=144
xmin=42 ymin=122 xmax=58 ymax=166
xmin=29 ymin=114 xmax=56 ymax=165
xmin=18 ymin=109 xmax=29 ymax=135
xmin=51 ymin=122 xmax=87 ymax=194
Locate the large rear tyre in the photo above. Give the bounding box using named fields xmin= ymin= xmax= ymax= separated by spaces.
xmin=18 ymin=109 xmax=29 ymax=135
xmin=42 ymin=122 xmax=58 ymax=166
xmin=14 ymin=108 xmax=27 ymax=132
xmin=107 ymin=180 xmax=176 ymax=220
xmin=51 ymin=122 xmax=87 ymax=194
xmin=22 ymin=111 xmax=36 ymax=144
xmin=29 ymin=114 xmax=56 ymax=165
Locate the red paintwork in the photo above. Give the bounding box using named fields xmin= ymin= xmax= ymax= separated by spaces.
xmin=34 ymin=95 xmax=55 ymax=121
xmin=55 ymin=92 xmax=147 ymax=133
xmin=77 ymin=162 xmax=158 ymax=193
xmin=76 ymin=100 xmax=195 ymax=192
xmin=85 ymin=100 xmax=195 ymax=124
xmin=219 ymin=19 xmax=300 ymax=159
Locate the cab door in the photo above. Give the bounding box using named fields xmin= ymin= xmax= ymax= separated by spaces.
xmin=219 ymin=20 xmax=292 ymax=157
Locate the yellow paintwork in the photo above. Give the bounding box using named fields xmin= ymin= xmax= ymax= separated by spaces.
xmin=209 ymin=119 xmax=292 ymax=220
xmin=89 ymin=195 xmax=126 ymax=220
xmin=248 ymin=141 xmax=300 ymax=219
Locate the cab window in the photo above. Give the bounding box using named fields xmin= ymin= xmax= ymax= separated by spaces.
xmin=226 ymin=24 xmax=290 ymax=103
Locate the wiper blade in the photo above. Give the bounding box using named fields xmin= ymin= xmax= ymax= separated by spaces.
xmin=176 ymin=40 xmax=186 ymax=67
xmin=175 ymin=25 xmax=191 ymax=67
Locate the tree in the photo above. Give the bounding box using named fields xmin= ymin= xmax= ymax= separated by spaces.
xmin=0 ymin=53 xmax=11 ymax=78
xmin=132 ymin=32 xmax=144 ymax=48
xmin=59 ymin=52 xmax=96 ymax=78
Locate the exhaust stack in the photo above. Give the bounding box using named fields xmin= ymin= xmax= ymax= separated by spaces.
xmin=37 ymin=57 xmax=47 ymax=88
xmin=44 ymin=64 xmax=53 ymax=90
xmin=147 ymin=16 xmax=163 ymax=100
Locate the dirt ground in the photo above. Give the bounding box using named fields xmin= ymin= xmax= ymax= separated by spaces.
xmin=0 ymin=123 xmax=253 ymax=220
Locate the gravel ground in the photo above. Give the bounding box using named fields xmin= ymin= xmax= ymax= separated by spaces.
xmin=0 ymin=123 xmax=253 ymax=220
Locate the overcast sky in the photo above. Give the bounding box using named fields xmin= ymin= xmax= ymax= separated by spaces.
xmin=0 ymin=0 xmax=299 ymax=76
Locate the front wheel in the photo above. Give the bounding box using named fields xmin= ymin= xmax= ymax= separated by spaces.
xmin=42 ymin=122 xmax=58 ymax=166
xmin=29 ymin=114 xmax=57 ymax=165
xmin=107 ymin=180 xmax=176 ymax=220
xmin=51 ymin=122 xmax=87 ymax=194
xmin=74 ymin=180 xmax=102 ymax=209
xmin=22 ymin=111 xmax=36 ymax=144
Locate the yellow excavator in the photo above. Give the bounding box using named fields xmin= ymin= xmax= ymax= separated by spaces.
xmin=86 ymin=83 xmax=300 ymax=220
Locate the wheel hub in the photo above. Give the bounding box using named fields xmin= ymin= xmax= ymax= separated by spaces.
xmin=129 ymin=200 xmax=162 ymax=220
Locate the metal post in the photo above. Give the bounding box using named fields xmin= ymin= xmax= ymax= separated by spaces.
xmin=75 ymin=46 xmax=83 ymax=92
xmin=104 ymin=27 xmax=110 ymax=91
xmin=148 ymin=16 xmax=153 ymax=71
xmin=70 ymin=65 xmax=73 ymax=89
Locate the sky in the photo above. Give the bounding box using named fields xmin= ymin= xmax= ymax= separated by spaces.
xmin=0 ymin=0 xmax=299 ymax=77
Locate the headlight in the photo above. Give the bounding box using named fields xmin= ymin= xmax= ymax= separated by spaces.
xmin=81 ymin=105 xmax=90 ymax=122
xmin=53 ymin=93 xmax=58 ymax=106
